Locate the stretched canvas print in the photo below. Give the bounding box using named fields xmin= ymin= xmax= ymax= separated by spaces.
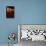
xmin=6 ymin=6 xmax=15 ymax=18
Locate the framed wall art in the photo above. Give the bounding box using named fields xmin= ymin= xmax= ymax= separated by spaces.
xmin=6 ymin=6 xmax=15 ymax=18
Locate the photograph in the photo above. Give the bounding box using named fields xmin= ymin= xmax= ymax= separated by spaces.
xmin=6 ymin=6 xmax=15 ymax=18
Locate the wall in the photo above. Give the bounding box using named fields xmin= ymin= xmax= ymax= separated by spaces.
xmin=0 ymin=0 xmax=18 ymax=44
xmin=16 ymin=0 xmax=46 ymax=24
xmin=0 ymin=0 xmax=46 ymax=45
